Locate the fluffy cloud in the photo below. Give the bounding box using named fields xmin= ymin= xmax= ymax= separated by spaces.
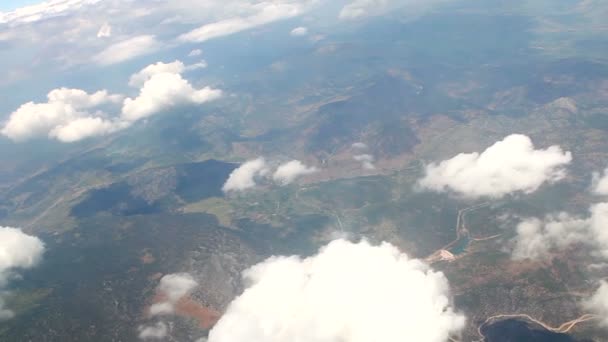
xmin=49 ymin=116 xmax=126 ymax=143
xmin=418 ymin=134 xmax=572 ymax=199
xmin=511 ymin=214 xmax=588 ymax=260
xmin=2 ymin=59 xmax=221 ymax=143
xmin=149 ymin=273 xmax=197 ymax=316
xmin=1 ymin=87 xmax=123 ymax=142
xmin=93 ymin=35 xmax=160 ymax=65
xmin=290 ymin=26 xmax=308 ymax=36
xmin=354 ymin=154 xmax=375 ymax=169
xmin=178 ymin=2 xmax=303 ymax=43
xmin=222 ymin=158 xmax=269 ymax=192
xmin=512 ymin=203 xmax=608 ymax=260
xmin=0 ymin=227 xmax=45 ymax=320
xmin=208 ymin=239 xmax=465 ymax=342
xmin=584 ymin=281 xmax=608 ymax=328
xmin=122 ymin=69 xmax=222 ymax=121
xmin=128 ymin=60 xmax=187 ymax=87
xmin=272 ymin=160 xmax=317 ymax=185
xmin=138 ymin=322 xmax=168 ymax=340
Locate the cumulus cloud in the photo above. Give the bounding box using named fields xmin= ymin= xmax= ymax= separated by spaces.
xmin=1 ymin=87 xmax=124 ymax=142
xmin=272 ymin=160 xmax=317 ymax=185
xmin=3 ymin=59 xmax=221 ymax=143
xmin=511 ymin=214 xmax=588 ymax=260
xmin=138 ymin=322 xmax=168 ymax=340
xmin=122 ymin=67 xmax=222 ymax=121
xmin=354 ymin=154 xmax=375 ymax=169
xmin=49 ymin=116 xmax=126 ymax=143
xmin=418 ymin=134 xmax=572 ymax=199
xmin=178 ymin=2 xmax=303 ymax=43
xmin=512 ymin=203 xmax=608 ymax=260
xmin=149 ymin=273 xmax=197 ymax=316
xmin=222 ymin=158 xmax=269 ymax=193
xmin=0 ymin=227 xmax=45 ymax=320
xmin=584 ymin=281 xmax=608 ymax=328
xmin=96 ymin=22 xmax=111 ymax=38
xmin=188 ymin=49 xmax=203 ymax=57
xmin=290 ymin=26 xmax=308 ymax=36
xmin=128 ymin=60 xmax=187 ymax=87
xmin=93 ymin=35 xmax=160 ymax=65
xmin=208 ymin=239 xmax=465 ymax=342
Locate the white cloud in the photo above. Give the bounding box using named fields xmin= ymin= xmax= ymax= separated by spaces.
xmin=351 ymin=142 xmax=368 ymax=150
xmin=340 ymin=0 xmax=389 ymax=19
xmin=178 ymin=2 xmax=303 ymax=43
xmin=128 ymin=60 xmax=187 ymax=88
xmin=96 ymin=22 xmax=111 ymax=38
xmin=188 ymin=49 xmax=203 ymax=57
xmin=222 ymin=158 xmax=269 ymax=193
xmin=0 ymin=0 xmax=102 ymax=26
xmin=512 ymin=202 xmax=608 ymax=260
xmin=187 ymin=60 xmax=208 ymax=70
xmin=272 ymin=160 xmax=317 ymax=185
xmin=138 ymin=321 xmax=168 ymax=340
xmin=418 ymin=134 xmax=572 ymax=199
xmin=290 ymin=26 xmax=308 ymax=36
xmin=354 ymin=154 xmax=375 ymax=169
xmin=1 ymin=87 xmax=123 ymax=142
xmin=149 ymin=273 xmax=197 ymax=316
xmin=3 ymin=59 xmax=220 ymax=143
xmin=93 ymin=35 xmax=160 ymax=66
xmin=593 ymin=168 xmax=608 ymax=195
xmin=48 ymin=116 xmax=126 ymax=143
xmin=0 ymin=227 xmax=45 ymax=320
xmin=584 ymin=281 xmax=608 ymax=328
xmin=339 ymin=0 xmax=448 ymax=20
xmin=511 ymin=214 xmax=588 ymax=260
xmin=208 ymin=239 xmax=465 ymax=342
xmin=590 ymin=203 xmax=608 ymax=258
xmin=121 ymin=70 xmax=222 ymax=122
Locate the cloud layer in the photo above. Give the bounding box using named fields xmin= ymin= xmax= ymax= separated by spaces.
xmin=178 ymin=2 xmax=304 ymax=43
xmin=419 ymin=134 xmax=572 ymax=198
xmin=208 ymin=239 xmax=465 ymax=342
xmin=0 ymin=227 xmax=45 ymax=320
xmin=93 ymin=35 xmax=161 ymax=66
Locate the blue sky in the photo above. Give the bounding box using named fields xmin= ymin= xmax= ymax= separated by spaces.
xmin=1 ymin=0 xmax=41 ymax=11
